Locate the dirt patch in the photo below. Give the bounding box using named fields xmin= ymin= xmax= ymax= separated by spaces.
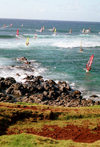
xmin=1 ymin=103 xmax=100 ymax=143
xmin=7 ymin=125 xmax=100 ymax=143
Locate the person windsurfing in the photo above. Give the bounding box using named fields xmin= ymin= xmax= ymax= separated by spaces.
xmin=53 ymin=27 xmax=56 ymax=35
xmin=80 ymin=41 xmax=83 ymax=52
xmin=16 ymin=29 xmax=19 ymax=37
xmin=26 ymin=37 xmax=29 ymax=46
xmin=69 ymin=29 xmax=72 ymax=34
xmin=86 ymin=54 xmax=94 ymax=72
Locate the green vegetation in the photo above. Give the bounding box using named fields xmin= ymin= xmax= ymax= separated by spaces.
xmin=0 ymin=102 xmax=100 ymax=146
xmin=0 ymin=134 xmax=100 ymax=147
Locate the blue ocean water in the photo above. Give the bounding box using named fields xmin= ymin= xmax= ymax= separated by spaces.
xmin=0 ymin=18 xmax=100 ymax=97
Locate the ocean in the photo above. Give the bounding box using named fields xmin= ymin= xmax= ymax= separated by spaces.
xmin=0 ymin=18 xmax=100 ymax=98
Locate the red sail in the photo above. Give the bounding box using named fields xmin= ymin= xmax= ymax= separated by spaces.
xmin=16 ymin=29 xmax=19 ymax=36
xmin=86 ymin=54 xmax=94 ymax=71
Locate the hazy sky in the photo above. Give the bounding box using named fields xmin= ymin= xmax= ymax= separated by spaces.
xmin=0 ymin=0 xmax=100 ymax=22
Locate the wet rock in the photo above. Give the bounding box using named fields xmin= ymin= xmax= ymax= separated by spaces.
xmin=36 ymin=76 xmax=43 ymax=81
xmin=48 ymin=80 xmax=56 ymax=87
xmin=16 ymin=73 xmax=20 ymax=76
xmin=24 ymin=75 xmax=34 ymax=80
xmin=73 ymin=90 xmax=81 ymax=95
xmin=5 ymin=77 xmax=16 ymax=83
xmin=0 ymin=75 xmax=99 ymax=107
xmin=90 ymin=95 xmax=99 ymax=98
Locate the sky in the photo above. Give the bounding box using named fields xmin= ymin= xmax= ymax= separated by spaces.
xmin=0 ymin=0 xmax=100 ymax=22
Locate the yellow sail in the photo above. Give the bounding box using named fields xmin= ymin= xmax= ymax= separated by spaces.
xmin=26 ymin=37 xmax=29 ymax=46
xmin=54 ymin=28 xmax=56 ymax=33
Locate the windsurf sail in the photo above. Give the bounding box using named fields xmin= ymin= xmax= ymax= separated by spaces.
xmin=86 ymin=54 xmax=94 ymax=71
xmin=16 ymin=29 xmax=19 ymax=36
xmin=80 ymin=41 xmax=83 ymax=52
xmin=80 ymin=41 xmax=82 ymax=48
xmin=54 ymin=28 xmax=56 ymax=33
xmin=53 ymin=28 xmax=56 ymax=35
xmin=26 ymin=37 xmax=29 ymax=46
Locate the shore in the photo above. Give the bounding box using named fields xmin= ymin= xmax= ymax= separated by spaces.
xmin=0 ymin=57 xmax=99 ymax=107
xmin=0 ymin=74 xmax=100 ymax=107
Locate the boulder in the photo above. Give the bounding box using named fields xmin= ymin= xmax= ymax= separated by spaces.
xmin=90 ymin=95 xmax=99 ymax=98
xmin=43 ymin=82 xmax=50 ymax=91
xmin=13 ymin=90 xmax=23 ymax=96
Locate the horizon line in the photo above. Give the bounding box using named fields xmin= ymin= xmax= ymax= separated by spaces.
xmin=0 ymin=17 xmax=100 ymax=23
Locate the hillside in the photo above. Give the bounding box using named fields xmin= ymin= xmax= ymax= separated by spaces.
xmin=0 ymin=102 xmax=100 ymax=146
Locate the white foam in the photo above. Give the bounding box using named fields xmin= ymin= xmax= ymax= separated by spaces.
xmin=1 ymin=33 xmax=100 ymax=50
xmin=52 ymin=39 xmax=100 ymax=49
xmin=0 ymin=59 xmax=47 ymax=83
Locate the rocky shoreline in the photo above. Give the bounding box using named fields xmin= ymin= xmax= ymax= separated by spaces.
xmin=0 ymin=75 xmax=100 ymax=107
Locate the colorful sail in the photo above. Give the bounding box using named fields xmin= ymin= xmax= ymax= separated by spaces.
xmin=16 ymin=29 xmax=19 ymax=36
xmin=86 ymin=54 xmax=94 ymax=71
xmin=26 ymin=37 xmax=29 ymax=46
xmin=54 ymin=28 xmax=56 ymax=33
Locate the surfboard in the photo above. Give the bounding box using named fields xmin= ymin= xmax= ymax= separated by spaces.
xmin=86 ymin=54 xmax=94 ymax=72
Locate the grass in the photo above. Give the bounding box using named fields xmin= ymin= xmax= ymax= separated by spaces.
xmin=0 ymin=102 xmax=100 ymax=146
xmin=0 ymin=133 xmax=100 ymax=147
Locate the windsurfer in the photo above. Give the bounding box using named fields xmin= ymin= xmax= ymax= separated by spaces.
xmin=26 ymin=37 xmax=29 ymax=46
xmin=80 ymin=41 xmax=83 ymax=52
xmin=16 ymin=29 xmax=19 ymax=37
xmin=53 ymin=27 xmax=56 ymax=35
xmin=26 ymin=42 xmax=29 ymax=46
xmin=69 ymin=29 xmax=72 ymax=34
xmin=10 ymin=24 xmax=13 ymax=27
xmin=39 ymin=26 xmax=45 ymax=32
xmin=86 ymin=65 xmax=91 ymax=72
xmin=82 ymin=28 xmax=91 ymax=34
xmin=85 ymin=54 xmax=94 ymax=72
xmin=80 ymin=48 xmax=83 ymax=52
